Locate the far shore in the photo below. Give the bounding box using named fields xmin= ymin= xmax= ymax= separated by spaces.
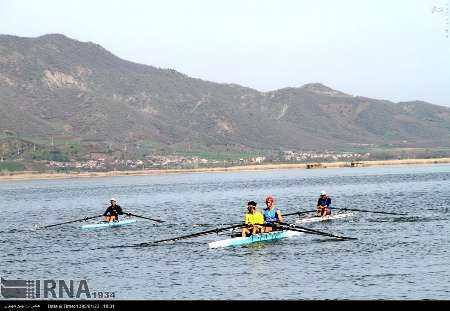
xmin=1 ymin=157 xmax=450 ymax=182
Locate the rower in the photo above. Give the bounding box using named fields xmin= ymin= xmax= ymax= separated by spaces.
xmin=316 ymin=191 xmax=332 ymax=217
xmin=103 ymin=198 xmax=124 ymax=222
xmin=262 ymin=196 xmax=283 ymax=232
xmin=241 ymin=201 xmax=264 ymax=237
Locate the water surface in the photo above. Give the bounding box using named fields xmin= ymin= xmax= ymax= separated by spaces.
xmin=1 ymin=164 xmax=449 ymax=299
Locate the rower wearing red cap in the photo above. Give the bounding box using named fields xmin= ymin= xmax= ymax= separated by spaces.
xmin=262 ymin=196 xmax=284 ymax=232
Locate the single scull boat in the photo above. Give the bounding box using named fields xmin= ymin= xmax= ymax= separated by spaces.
xmin=295 ymin=212 xmax=353 ymax=224
xmin=81 ymin=219 xmax=137 ymax=230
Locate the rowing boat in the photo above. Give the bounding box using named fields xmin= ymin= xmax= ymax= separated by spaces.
xmin=208 ymin=230 xmax=302 ymax=248
xmin=81 ymin=219 xmax=137 ymax=230
xmin=295 ymin=212 xmax=353 ymax=224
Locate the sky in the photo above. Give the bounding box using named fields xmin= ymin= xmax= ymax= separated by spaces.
xmin=1 ymin=0 xmax=449 ymax=107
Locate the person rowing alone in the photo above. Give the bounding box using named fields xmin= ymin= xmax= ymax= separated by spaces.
xmin=262 ymin=196 xmax=283 ymax=232
xmin=241 ymin=201 xmax=264 ymax=237
xmin=104 ymin=198 xmax=124 ymax=222
xmin=316 ymin=191 xmax=332 ymax=217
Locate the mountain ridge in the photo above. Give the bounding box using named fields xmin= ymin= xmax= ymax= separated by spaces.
xmin=1 ymin=33 xmax=449 ymax=161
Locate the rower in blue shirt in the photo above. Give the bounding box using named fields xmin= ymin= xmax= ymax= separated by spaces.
xmin=317 ymin=191 xmax=332 ymax=217
xmin=262 ymin=196 xmax=284 ymax=232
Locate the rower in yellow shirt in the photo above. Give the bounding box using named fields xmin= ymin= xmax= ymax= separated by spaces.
xmin=241 ymin=201 xmax=264 ymax=237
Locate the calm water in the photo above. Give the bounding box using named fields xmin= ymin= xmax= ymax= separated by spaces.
xmin=1 ymin=164 xmax=449 ymax=300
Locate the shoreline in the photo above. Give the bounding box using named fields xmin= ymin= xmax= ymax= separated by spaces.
xmin=1 ymin=157 xmax=450 ymax=182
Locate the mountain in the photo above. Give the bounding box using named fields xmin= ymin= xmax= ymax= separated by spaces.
xmin=1 ymin=34 xmax=449 ymax=159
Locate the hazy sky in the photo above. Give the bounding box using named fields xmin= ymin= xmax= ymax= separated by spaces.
xmin=1 ymin=0 xmax=449 ymax=106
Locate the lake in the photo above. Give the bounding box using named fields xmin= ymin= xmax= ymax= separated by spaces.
xmin=1 ymin=164 xmax=449 ymax=300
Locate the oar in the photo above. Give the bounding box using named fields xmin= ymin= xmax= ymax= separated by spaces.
xmin=149 ymin=223 xmax=245 ymax=245
xmin=333 ymin=207 xmax=407 ymax=216
xmin=272 ymin=222 xmax=357 ymax=240
xmin=37 ymin=214 xmax=104 ymax=229
xmin=126 ymin=213 xmax=164 ymax=223
xmin=283 ymin=210 xmax=317 ymax=217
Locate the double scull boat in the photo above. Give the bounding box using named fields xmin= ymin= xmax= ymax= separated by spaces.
xmin=208 ymin=230 xmax=302 ymax=248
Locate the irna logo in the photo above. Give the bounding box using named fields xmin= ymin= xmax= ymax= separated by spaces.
xmin=1 ymin=278 xmax=92 ymax=299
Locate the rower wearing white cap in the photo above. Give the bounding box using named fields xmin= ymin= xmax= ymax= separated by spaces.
xmin=103 ymin=198 xmax=124 ymax=222
xmin=316 ymin=191 xmax=332 ymax=217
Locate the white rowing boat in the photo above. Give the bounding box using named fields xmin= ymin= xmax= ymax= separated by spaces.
xmin=295 ymin=212 xmax=353 ymax=224
xmin=81 ymin=219 xmax=137 ymax=230
xmin=208 ymin=230 xmax=302 ymax=248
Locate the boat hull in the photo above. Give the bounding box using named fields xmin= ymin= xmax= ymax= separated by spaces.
xmin=295 ymin=212 xmax=353 ymax=224
xmin=81 ymin=219 xmax=137 ymax=230
xmin=208 ymin=230 xmax=302 ymax=248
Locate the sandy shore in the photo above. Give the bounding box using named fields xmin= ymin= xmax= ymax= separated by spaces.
xmin=1 ymin=158 xmax=450 ymax=182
